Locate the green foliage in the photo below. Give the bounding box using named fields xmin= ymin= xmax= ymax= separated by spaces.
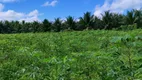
xmin=42 ymin=19 xmax=52 ymax=32
xmin=0 ymin=30 xmax=142 ymax=79
xmin=120 ymin=24 xmax=137 ymax=31
xmin=53 ymin=18 xmax=62 ymax=32
xmin=65 ymin=16 xmax=76 ymax=30
xmin=0 ymin=9 xmax=142 ymax=33
xmin=79 ymin=12 xmax=94 ymax=30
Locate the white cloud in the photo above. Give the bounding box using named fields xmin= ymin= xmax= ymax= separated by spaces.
xmin=28 ymin=10 xmax=38 ymax=17
xmin=19 ymin=16 xmax=40 ymax=22
xmin=0 ymin=0 xmax=17 ymax=3
xmin=94 ymin=0 xmax=142 ymax=17
xmin=42 ymin=0 xmax=58 ymax=7
xmin=0 ymin=3 xmax=4 ymax=11
xmin=0 ymin=10 xmax=24 ymax=20
xmin=20 ymin=10 xmax=41 ymax=22
xmin=0 ymin=4 xmax=41 ymax=22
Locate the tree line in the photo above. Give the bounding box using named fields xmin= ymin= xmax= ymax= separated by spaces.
xmin=0 ymin=9 xmax=142 ymax=33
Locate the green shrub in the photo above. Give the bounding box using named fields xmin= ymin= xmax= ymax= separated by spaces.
xmin=120 ymin=24 xmax=137 ymax=31
xmin=0 ymin=30 xmax=141 ymax=79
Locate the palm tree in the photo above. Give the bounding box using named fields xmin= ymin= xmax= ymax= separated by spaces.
xmin=111 ymin=13 xmax=124 ymax=29
xmin=124 ymin=9 xmax=142 ymax=28
xmin=65 ymin=16 xmax=76 ymax=30
xmin=125 ymin=10 xmax=135 ymax=25
xmin=0 ymin=21 xmax=4 ymax=33
xmin=79 ymin=12 xmax=94 ymax=30
xmin=53 ymin=18 xmax=62 ymax=32
xmin=42 ymin=19 xmax=52 ymax=32
xmin=133 ymin=9 xmax=142 ymax=28
xmin=3 ymin=20 xmax=11 ymax=33
xmin=101 ymin=11 xmax=124 ymax=29
xmin=11 ymin=21 xmax=21 ymax=33
xmin=21 ymin=20 xmax=27 ymax=32
xmin=94 ymin=16 xmax=104 ymax=29
xmin=101 ymin=11 xmax=113 ymax=29
xmin=32 ymin=21 xmax=40 ymax=33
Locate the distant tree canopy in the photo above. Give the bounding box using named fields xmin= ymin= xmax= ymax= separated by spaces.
xmin=0 ymin=9 xmax=142 ymax=33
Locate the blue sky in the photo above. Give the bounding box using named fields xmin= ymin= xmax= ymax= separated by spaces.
xmin=0 ymin=0 xmax=141 ymax=22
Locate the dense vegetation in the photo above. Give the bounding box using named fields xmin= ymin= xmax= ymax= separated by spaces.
xmin=0 ymin=30 xmax=142 ymax=80
xmin=0 ymin=8 xmax=142 ymax=79
xmin=0 ymin=9 xmax=142 ymax=33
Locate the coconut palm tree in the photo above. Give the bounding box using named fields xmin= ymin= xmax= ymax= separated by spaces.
xmin=133 ymin=9 xmax=142 ymax=28
xmin=101 ymin=11 xmax=124 ymax=29
xmin=65 ymin=16 xmax=76 ymax=30
xmin=93 ymin=16 xmax=104 ymax=29
xmin=20 ymin=20 xmax=27 ymax=32
xmin=53 ymin=18 xmax=62 ymax=32
xmin=101 ymin=11 xmax=113 ymax=29
xmin=124 ymin=9 xmax=142 ymax=28
xmin=125 ymin=10 xmax=136 ymax=25
xmin=3 ymin=20 xmax=12 ymax=33
xmin=0 ymin=21 xmax=4 ymax=33
xmin=42 ymin=19 xmax=52 ymax=32
xmin=111 ymin=13 xmax=124 ymax=29
xmin=14 ymin=21 xmax=22 ymax=33
xmin=79 ymin=12 xmax=94 ymax=30
xmin=32 ymin=21 xmax=40 ymax=33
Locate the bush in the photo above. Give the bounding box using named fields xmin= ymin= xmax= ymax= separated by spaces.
xmin=120 ymin=24 xmax=137 ymax=31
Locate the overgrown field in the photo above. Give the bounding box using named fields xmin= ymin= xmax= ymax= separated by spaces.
xmin=0 ymin=30 xmax=142 ymax=80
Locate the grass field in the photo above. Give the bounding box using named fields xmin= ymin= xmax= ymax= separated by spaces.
xmin=0 ymin=30 xmax=142 ymax=80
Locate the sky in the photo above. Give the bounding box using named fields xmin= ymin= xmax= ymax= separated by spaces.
xmin=0 ymin=0 xmax=142 ymax=22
